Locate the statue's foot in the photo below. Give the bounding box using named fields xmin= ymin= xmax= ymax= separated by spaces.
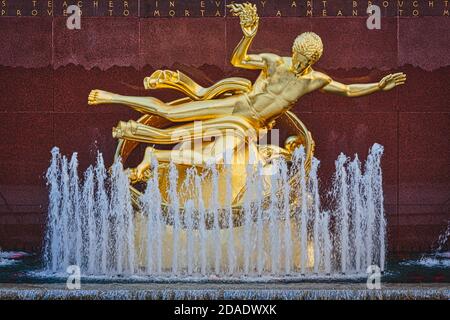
xmin=88 ymin=89 xmax=115 ymax=105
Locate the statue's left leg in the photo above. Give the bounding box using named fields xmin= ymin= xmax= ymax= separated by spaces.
xmin=128 ymin=134 xmax=251 ymax=182
xmin=88 ymin=89 xmax=238 ymax=122
xmin=128 ymin=144 xmax=210 ymax=182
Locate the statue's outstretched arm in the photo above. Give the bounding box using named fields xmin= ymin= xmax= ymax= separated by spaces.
xmin=228 ymin=3 xmax=266 ymax=70
xmin=320 ymin=72 xmax=406 ymax=97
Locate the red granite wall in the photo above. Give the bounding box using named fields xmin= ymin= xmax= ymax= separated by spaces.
xmin=0 ymin=0 xmax=449 ymax=257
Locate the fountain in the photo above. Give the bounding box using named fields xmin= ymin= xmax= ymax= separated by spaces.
xmin=434 ymin=220 xmax=450 ymax=254
xmin=400 ymin=220 xmax=450 ymax=268
xmin=43 ymin=144 xmax=387 ymax=278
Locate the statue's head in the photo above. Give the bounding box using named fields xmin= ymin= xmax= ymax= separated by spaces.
xmin=292 ymin=32 xmax=323 ymax=73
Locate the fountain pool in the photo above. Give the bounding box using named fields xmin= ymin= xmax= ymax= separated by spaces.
xmin=0 ymin=143 xmax=448 ymax=288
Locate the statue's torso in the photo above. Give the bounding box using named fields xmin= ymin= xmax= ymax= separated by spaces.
xmin=236 ymin=57 xmax=326 ymax=124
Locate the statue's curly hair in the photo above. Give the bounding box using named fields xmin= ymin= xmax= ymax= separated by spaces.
xmin=292 ymin=32 xmax=323 ymax=64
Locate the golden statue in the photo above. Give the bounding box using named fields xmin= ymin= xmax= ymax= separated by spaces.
xmin=88 ymin=2 xmax=406 ymax=212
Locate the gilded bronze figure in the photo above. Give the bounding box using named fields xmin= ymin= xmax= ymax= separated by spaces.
xmin=87 ymin=2 xmax=406 ymax=208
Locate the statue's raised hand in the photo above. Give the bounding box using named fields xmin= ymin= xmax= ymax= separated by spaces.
xmin=378 ymin=72 xmax=406 ymax=91
xmin=227 ymin=2 xmax=259 ymax=37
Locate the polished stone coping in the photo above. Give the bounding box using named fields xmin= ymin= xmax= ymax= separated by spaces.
xmin=0 ymin=283 xmax=448 ymax=300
